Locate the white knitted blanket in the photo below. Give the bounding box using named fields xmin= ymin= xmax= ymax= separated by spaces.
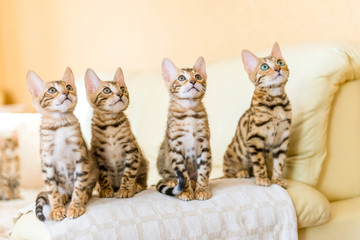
xmin=15 ymin=178 xmax=297 ymax=240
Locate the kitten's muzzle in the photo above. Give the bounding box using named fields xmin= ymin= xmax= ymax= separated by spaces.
xmin=187 ymin=81 xmax=200 ymax=92
xmin=59 ymin=94 xmax=72 ymax=105
xmin=187 ymin=86 xmax=199 ymax=92
xmin=112 ymin=94 xmax=124 ymax=105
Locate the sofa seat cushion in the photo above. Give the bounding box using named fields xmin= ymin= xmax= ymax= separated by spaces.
xmin=10 ymin=179 xmax=297 ymax=240
xmin=298 ymin=197 xmax=360 ymax=240
xmin=286 ymin=180 xmax=330 ymax=228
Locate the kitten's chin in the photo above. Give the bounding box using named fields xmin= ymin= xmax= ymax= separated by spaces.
xmin=35 ymin=104 xmax=76 ymax=116
xmin=259 ymin=75 xmax=287 ymax=88
xmin=99 ymin=103 xmax=128 ymax=114
xmin=173 ymin=90 xmax=205 ymax=100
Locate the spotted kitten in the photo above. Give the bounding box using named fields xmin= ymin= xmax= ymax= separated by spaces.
xmin=0 ymin=132 xmax=20 ymax=200
xmin=85 ymin=68 xmax=148 ymax=198
xmin=156 ymin=57 xmax=212 ymax=201
xmin=223 ymin=43 xmax=291 ymax=188
xmin=26 ymin=68 xmax=98 ymax=221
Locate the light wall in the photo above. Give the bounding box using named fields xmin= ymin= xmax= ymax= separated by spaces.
xmin=0 ymin=0 xmax=359 ymax=110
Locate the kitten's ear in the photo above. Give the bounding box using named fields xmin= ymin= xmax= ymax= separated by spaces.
xmin=62 ymin=67 xmax=75 ymax=86
xmin=162 ymin=58 xmax=178 ymax=83
xmin=85 ymin=68 xmax=101 ymax=94
xmin=242 ymin=50 xmax=260 ymax=74
xmin=11 ymin=131 xmax=18 ymax=142
xmin=114 ymin=67 xmax=125 ymax=85
xmin=193 ymin=56 xmax=207 ymax=79
xmin=26 ymin=71 xmax=45 ymax=98
xmin=271 ymin=42 xmax=283 ymax=59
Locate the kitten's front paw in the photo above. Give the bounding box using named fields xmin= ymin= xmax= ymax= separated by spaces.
xmin=255 ymin=177 xmax=271 ymax=186
xmin=50 ymin=207 xmax=66 ymax=221
xmin=66 ymin=205 xmax=85 ymax=219
xmin=116 ymin=189 xmax=134 ymax=198
xmin=272 ymin=178 xmax=288 ymax=188
xmin=99 ymin=188 xmax=114 ymax=198
xmin=236 ymin=170 xmax=250 ymax=178
xmin=178 ymin=189 xmax=194 ymax=201
xmin=195 ymin=189 xmax=211 ymax=200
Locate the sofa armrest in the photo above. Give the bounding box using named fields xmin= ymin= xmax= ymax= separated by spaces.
xmin=287 ymin=180 xmax=330 ymax=228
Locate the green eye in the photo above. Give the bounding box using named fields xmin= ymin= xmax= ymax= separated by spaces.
xmin=103 ymin=87 xmax=111 ymax=94
xmin=120 ymin=86 xmax=126 ymax=92
xmin=277 ymin=59 xmax=285 ymax=66
xmin=195 ymin=74 xmax=202 ymax=80
xmin=260 ymin=63 xmax=269 ymax=71
xmin=48 ymin=87 xmax=57 ymax=94
xmin=66 ymin=85 xmax=73 ymax=91
xmin=178 ymin=75 xmax=186 ymax=81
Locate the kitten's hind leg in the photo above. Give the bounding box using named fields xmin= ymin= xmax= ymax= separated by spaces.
xmin=60 ymin=194 xmax=70 ymax=205
xmin=236 ymin=170 xmax=250 ymax=178
xmin=134 ymin=168 xmax=148 ymax=194
xmin=134 ymin=179 xmax=148 ymax=194
xmin=166 ymin=180 xmax=177 ymax=187
xmin=223 ymin=148 xmax=246 ymax=178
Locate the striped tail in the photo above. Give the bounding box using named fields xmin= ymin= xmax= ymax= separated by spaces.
xmin=156 ymin=170 xmax=185 ymax=196
xmin=35 ymin=191 xmax=49 ymax=221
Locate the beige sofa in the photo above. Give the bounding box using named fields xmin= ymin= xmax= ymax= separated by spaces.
xmin=6 ymin=41 xmax=360 ymax=239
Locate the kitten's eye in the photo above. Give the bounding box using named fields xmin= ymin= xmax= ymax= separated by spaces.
xmin=195 ymin=74 xmax=202 ymax=80
xmin=120 ymin=86 xmax=126 ymax=92
xmin=66 ymin=85 xmax=73 ymax=91
xmin=103 ymin=87 xmax=112 ymax=94
xmin=178 ymin=75 xmax=186 ymax=81
xmin=277 ymin=59 xmax=285 ymax=66
xmin=48 ymin=87 xmax=57 ymax=94
xmin=260 ymin=63 xmax=270 ymax=71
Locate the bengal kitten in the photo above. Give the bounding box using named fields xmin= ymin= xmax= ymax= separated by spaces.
xmin=156 ymin=57 xmax=212 ymax=201
xmin=26 ymin=68 xmax=98 ymax=221
xmin=85 ymin=68 xmax=148 ymax=199
xmin=223 ymin=43 xmax=291 ymax=188
xmin=0 ymin=132 xmax=20 ymax=200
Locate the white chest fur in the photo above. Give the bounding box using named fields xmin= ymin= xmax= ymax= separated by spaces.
xmin=50 ymin=127 xmax=80 ymax=182
xmin=101 ymin=126 xmax=125 ymax=168
xmin=182 ymin=118 xmax=197 ymax=156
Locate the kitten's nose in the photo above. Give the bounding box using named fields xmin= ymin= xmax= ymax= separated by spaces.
xmin=190 ymin=79 xmax=196 ymax=85
xmin=62 ymin=91 xmax=69 ymax=96
xmin=117 ymin=93 xmax=123 ymax=98
xmin=274 ymin=67 xmax=281 ymax=72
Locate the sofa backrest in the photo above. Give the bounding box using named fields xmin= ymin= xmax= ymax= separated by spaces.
xmin=122 ymin=41 xmax=360 ymax=199
xmin=315 ymin=79 xmax=360 ymax=201
xmin=1 ymin=42 xmax=359 ymax=202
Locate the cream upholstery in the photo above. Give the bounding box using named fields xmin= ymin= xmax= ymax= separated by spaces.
xmin=5 ymin=41 xmax=360 ymax=239
xmin=286 ymin=180 xmax=330 ymax=228
xmin=298 ymin=197 xmax=360 ymax=240
xmin=316 ymin=79 xmax=360 ymax=201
